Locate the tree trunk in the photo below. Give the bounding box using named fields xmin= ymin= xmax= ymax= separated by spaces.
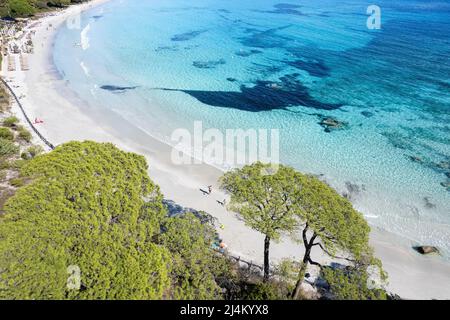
xmin=291 ymin=225 xmax=316 ymax=300
xmin=291 ymin=249 xmax=311 ymax=299
xmin=263 ymin=235 xmax=271 ymax=282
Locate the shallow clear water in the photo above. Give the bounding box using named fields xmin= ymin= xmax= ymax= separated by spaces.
xmin=54 ymin=0 xmax=450 ymax=255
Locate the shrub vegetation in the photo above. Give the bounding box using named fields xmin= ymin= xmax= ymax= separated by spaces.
xmin=0 ymin=127 xmax=14 ymax=141
xmin=2 ymin=116 xmax=19 ymax=128
xmin=0 ymin=141 xmax=227 ymax=299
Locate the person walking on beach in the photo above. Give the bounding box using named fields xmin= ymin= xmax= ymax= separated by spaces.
xmin=219 ymin=242 xmax=228 ymax=253
xmin=33 ymin=117 xmax=44 ymax=124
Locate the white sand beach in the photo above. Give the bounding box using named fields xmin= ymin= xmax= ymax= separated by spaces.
xmin=1 ymin=0 xmax=450 ymax=300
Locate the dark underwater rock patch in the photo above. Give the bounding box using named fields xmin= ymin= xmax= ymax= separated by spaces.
xmin=158 ymin=74 xmax=342 ymax=112
xmin=171 ymin=29 xmax=207 ymax=41
xmin=100 ymin=85 xmax=138 ymax=92
xmin=441 ymin=180 xmax=450 ymax=191
xmin=267 ymin=8 xmax=306 ymax=16
xmin=316 ymin=12 xmax=331 ymax=17
xmin=250 ymin=63 xmax=284 ymax=78
xmin=184 ymin=44 xmax=200 ymax=50
xmin=432 ymin=160 xmax=450 ymax=187
xmin=226 ymin=77 xmax=238 ymax=82
xmin=361 ymin=111 xmax=374 ymax=118
xmin=343 ymin=181 xmax=366 ymax=200
xmin=274 ymin=3 xmax=302 ymax=9
xmin=260 ymin=3 xmax=306 ymax=16
xmin=435 ymin=161 xmax=450 ymax=170
xmin=193 ymin=59 xmax=226 ymax=69
xmin=240 ymin=25 xmax=292 ymax=49
xmin=155 ymin=45 xmax=179 ymax=52
xmin=285 ymin=59 xmax=331 ymax=77
xmin=408 ymin=155 xmax=424 ymax=164
xmin=318 ymin=115 xmax=347 ymax=132
xmin=381 ymin=131 xmax=413 ymax=150
xmin=423 ymin=197 xmax=437 ymax=209
xmin=234 ymin=49 xmax=263 ymax=57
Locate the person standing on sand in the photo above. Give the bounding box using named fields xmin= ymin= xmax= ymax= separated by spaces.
xmin=208 ymin=185 xmax=212 ymax=194
xmin=219 ymin=242 xmax=228 ymax=253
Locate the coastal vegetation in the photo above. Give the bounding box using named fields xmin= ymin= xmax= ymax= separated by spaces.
xmin=0 ymin=0 xmax=91 ymax=19
xmin=0 ymin=82 xmax=42 ymax=212
xmin=0 ymin=84 xmax=8 ymax=111
xmin=220 ymin=164 xmax=300 ymax=281
xmin=0 ymin=139 xmax=389 ymax=300
xmin=220 ymin=162 xmax=387 ymax=299
xmin=0 ymin=141 xmax=229 ymax=299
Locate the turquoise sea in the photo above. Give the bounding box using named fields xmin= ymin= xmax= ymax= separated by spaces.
xmin=53 ymin=0 xmax=450 ymax=255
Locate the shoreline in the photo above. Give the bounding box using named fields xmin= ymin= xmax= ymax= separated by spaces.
xmin=2 ymin=0 xmax=450 ymax=299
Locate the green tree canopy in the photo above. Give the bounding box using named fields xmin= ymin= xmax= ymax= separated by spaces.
xmin=0 ymin=141 xmax=172 ymax=299
xmin=6 ymin=0 xmax=35 ymax=18
xmin=220 ymin=163 xmax=301 ymax=280
xmin=288 ymin=172 xmax=386 ymax=299
xmin=220 ymin=162 xmax=385 ymax=298
xmin=321 ymin=266 xmax=387 ymax=300
xmin=0 ymin=0 xmax=89 ymax=18
xmin=157 ymin=212 xmax=232 ymax=300
xmin=0 ymin=141 xmax=239 ymax=299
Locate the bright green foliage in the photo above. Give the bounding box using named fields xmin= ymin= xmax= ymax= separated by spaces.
xmin=2 ymin=116 xmax=19 ymax=128
xmin=0 ymin=138 xmax=19 ymax=157
xmin=0 ymin=85 xmax=9 ymax=112
xmin=0 ymin=141 xmax=237 ymax=300
xmin=46 ymin=0 xmax=72 ymax=7
xmin=0 ymin=0 xmax=89 ymax=18
xmin=9 ymin=177 xmax=25 ymax=187
xmin=21 ymin=145 xmax=44 ymax=160
xmin=274 ymin=258 xmax=299 ymax=288
xmin=220 ymin=162 xmax=385 ymax=299
xmin=158 ymin=212 xmax=231 ymax=300
xmin=322 ymin=267 xmax=387 ymax=300
xmin=220 ymin=163 xmax=300 ymax=240
xmin=0 ymin=127 xmax=14 ymax=141
xmin=0 ymin=141 xmax=172 ymax=299
xmin=6 ymin=0 xmax=35 ymax=18
xmin=296 ymin=174 xmax=374 ymax=263
xmin=288 ymin=170 xmax=385 ymax=298
xmin=242 ymin=282 xmax=283 ymax=300
xmin=17 ymin=127 xmax=32 ymax=142
xmin=220 ymin=162 xmax=302 ymax=280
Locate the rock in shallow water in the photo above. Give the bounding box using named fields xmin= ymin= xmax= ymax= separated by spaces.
xmin=413 ymin=246 xmax=440 ymax=255
xmin=361 ymin=111 xmax=374 ymax=118
xmin=440 ymin=180 xmax=450 ymax=191
xmin=100 ymin=85 xmax=138 ymax=92
xmin=192 ymin=59 xmax=226 ymax=69
xmin=318 ymin=116 xmax=347 ymax=132
xmin=409 ymin=155 xmax=423 ymax=164
xmin=436 ymin=161 xmax=450 ymax=170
